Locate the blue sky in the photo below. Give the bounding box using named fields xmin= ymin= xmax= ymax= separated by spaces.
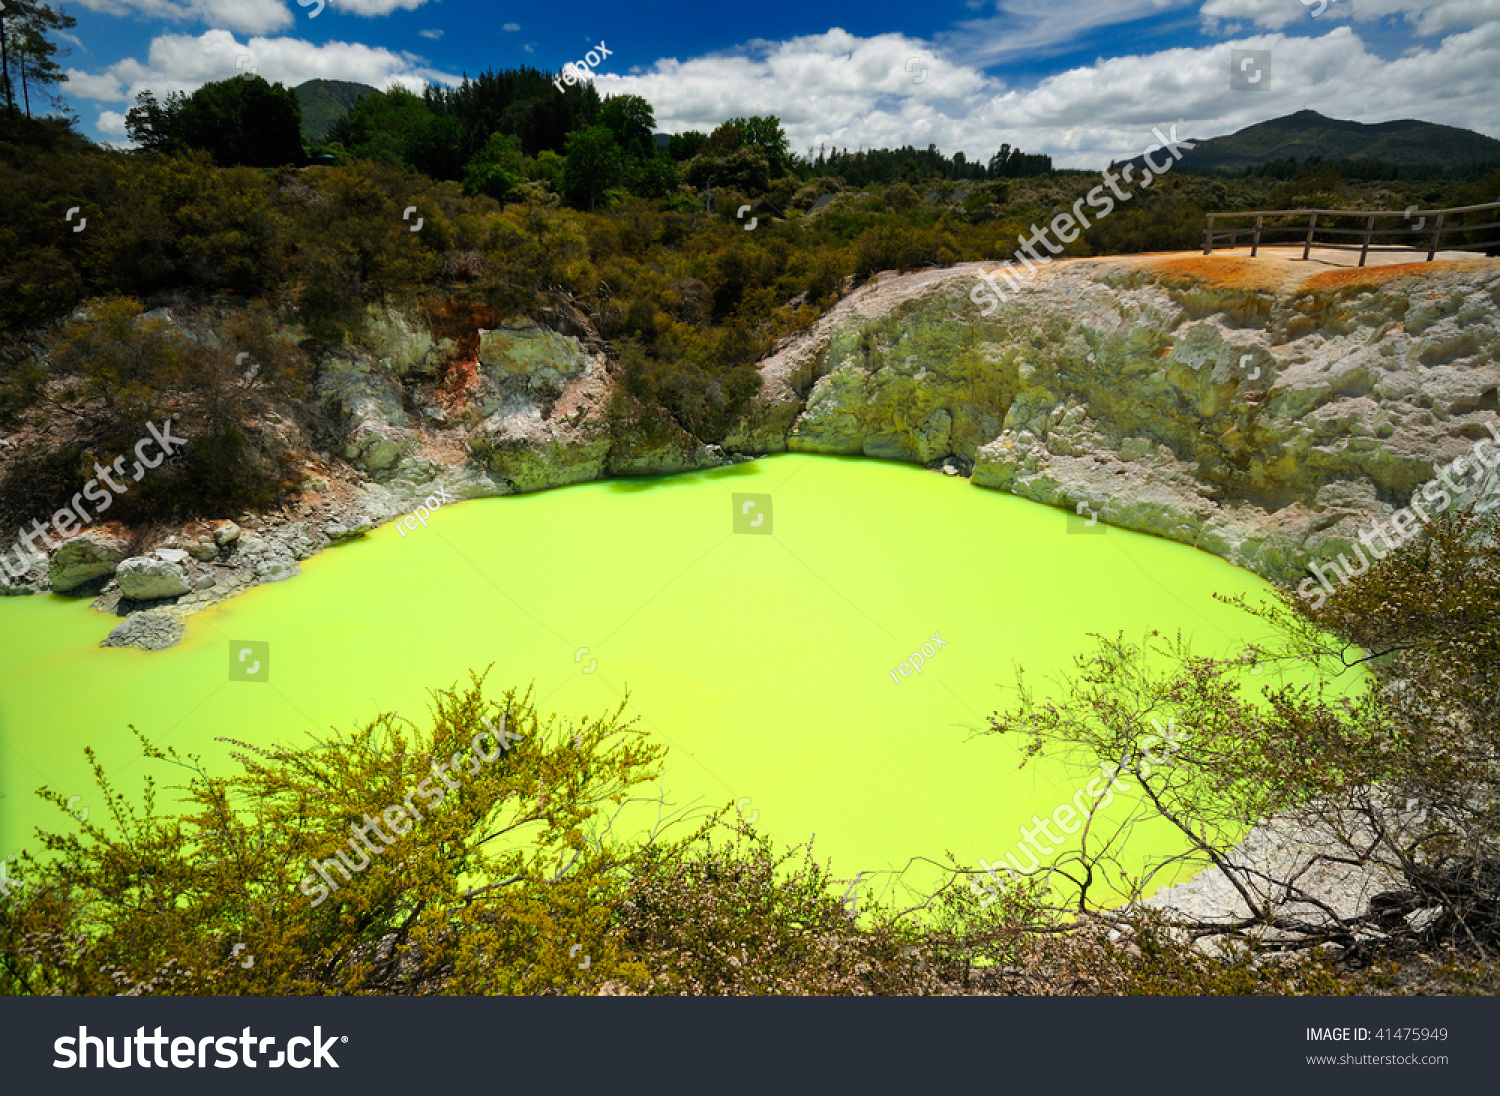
xmin=53 ymin=0 xmax=1500 ymax=167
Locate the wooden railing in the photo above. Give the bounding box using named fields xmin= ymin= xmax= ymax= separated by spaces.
xmin=1202 ymin=201 xmax=1500 ymax=265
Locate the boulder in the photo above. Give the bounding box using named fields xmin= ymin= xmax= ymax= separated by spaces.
xmin=49 ymin=529 xmax=131 ymax=592
xmin=478 ymin=321 xmax=589 ymax=379
xmin=361 ymin=305 xmax=449 ymax=378
xmin=116 ymin=556 xmax=191 ymax=600
xmin=318 ymin=356 xmax=417 ymax=477
xmin=102 ymin=609 xmax=184 ymax=651
xmin=255 ymin=557 xmax=300 ymax=583
xmin=323 ymin=520 xmax=371 ymax=544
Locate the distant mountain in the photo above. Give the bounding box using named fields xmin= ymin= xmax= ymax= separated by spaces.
xmin=294 ymin=79 xmax=378 ymax=144
xmin=1162 ymin=110 xmax=1500 ymax=174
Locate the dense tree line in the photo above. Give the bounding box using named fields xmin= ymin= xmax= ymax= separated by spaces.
xmin=118 ymin=66 xmax=1057 ymax=211
xmin=126 ymin=78 xmax=305 ymax=168
xmin=1236 ymin=155 xmax=1500 ymax=183
xmin=795 ymin=141 xmax=1052 ymax=188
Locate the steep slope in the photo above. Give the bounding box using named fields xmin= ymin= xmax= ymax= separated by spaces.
xmin=764 ymin=255 xmax=1500 ymax=587
xmin=5 ymin=255 xmax=1499 ymax=650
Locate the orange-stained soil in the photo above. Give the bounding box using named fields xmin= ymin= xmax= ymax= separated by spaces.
xmin=1105 ymin=252 xmax=1496 ymax=297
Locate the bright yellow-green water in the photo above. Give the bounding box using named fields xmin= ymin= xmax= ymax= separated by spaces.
xmin=1 ymin=455 xmax=1288 ymax=902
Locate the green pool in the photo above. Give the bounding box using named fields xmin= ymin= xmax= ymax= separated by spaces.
xmin=0 ymin=454 xmax=1292 ymax=904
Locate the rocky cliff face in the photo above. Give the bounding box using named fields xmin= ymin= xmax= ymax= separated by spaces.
xmin=766 ymin=255 xmax=1500 ymax=585
xmin=6 ymin=253 xmax=1498 ymax=645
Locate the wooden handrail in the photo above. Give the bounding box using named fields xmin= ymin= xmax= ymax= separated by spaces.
xmin=1202 ymin=201 xmax=1500 ymax=264
xmin=1207 ymin=202 xmax=1500 ymax=219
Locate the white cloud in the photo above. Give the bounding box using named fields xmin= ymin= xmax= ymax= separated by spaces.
xmin=1402 ymin=0 xmax=1500 ymax=35
xmin=68 ymin=0 xmax=294 ymax=36
xmin=97 ymin=109 xmax=129 ymax=134
xmin=594 ymin=23 xmax=1500 ymax=168
xmin=599 ymin=30 xmax=988 ymax=144
xmin=418 ymin=27 xmax=443 ymax=39
xmin=64 ymin=69 xmax=127 ymax=99
xmin=73 ymin=28 xmax=459 ymax=121
xmin=67 ymin=0 xmax=441 ymax=31
xmin=947 ymin=0 xmax=1193 ymax=62
xmin=1200 ymin=0 xmax=1322 ymax=31
xmin=1201 ymin=0 xmax=1500 ymax=34
xmin=326 ymin=0 xmax=430 ymax=14
xmin=503 ymin=22 xmax=519 ymax=31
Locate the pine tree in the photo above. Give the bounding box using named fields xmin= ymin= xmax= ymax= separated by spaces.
xmin=2 ymin=0 xmax=74 ymax=119
xmin=0 ymin=1 xmax=14 ymax=116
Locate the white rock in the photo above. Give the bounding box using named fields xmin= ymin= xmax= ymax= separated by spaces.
xmin=116 ymin=556 xmax=190 ymax=600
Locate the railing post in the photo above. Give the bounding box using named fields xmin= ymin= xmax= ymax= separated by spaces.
xmin=1302 ymin=212 xmax=1318 ymax=261
xmin=1358 ymin=213 xmax=1375 ymax=267
xmin=1203 ymin=214 xmax=1214 ymax=256
xmin=1428 ymin=212 xmax=1445 ymax=261
xmin=1251 ymin=214 xmax=1263 ymax=257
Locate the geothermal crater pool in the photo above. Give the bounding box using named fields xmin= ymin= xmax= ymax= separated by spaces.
xmin=1 ymin=455 xmax=1290 ymax=900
